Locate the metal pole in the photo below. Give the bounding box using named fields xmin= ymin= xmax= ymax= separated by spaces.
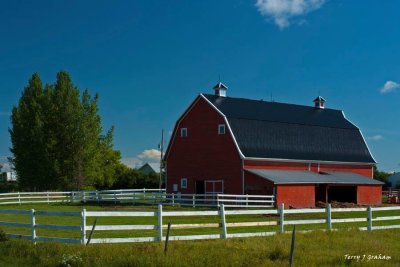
xmin=86 ymin=219 xmax=97 ymax=245
xmin=159 ymin=129 xmax=164 ymax=189
xmin=289 ymin=225 xmax=296 ymax=267
xmin=164 ymin=222 xmax=171 ymax=254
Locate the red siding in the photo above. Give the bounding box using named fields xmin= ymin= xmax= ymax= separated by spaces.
xmin=244 ymin=160 xmax=373 ymax=178
xmin=357 ymin=185 xmax=382 ymax=205
xmin=166 ymin=97 xmax=242 ymax=194
xmin=276 ymin=185 xmax=315 ymax=208
xmin=320 ymin=164 xmax=373 ymax=178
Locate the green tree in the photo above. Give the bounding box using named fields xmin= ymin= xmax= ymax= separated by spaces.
xmin=373 ymin=166 xmax=391 ymax=185
xmin=112 ymin=165 xmax=159 ymax=189
xmin=9 ymin=74 xmax=50 ymax=190
xmin=9 ymin=71 xmax=120 ymax=191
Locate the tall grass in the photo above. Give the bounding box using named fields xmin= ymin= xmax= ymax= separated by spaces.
xmin=0 ymin=229 xmax=399 ymax=267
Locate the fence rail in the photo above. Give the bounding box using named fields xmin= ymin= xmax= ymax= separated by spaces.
xmin=1 ymin=204 xmax=400 ymax=245
xmin=0 ymin=189 xmax=275 ymax=208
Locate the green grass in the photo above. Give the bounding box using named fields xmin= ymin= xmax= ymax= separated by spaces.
xmin=0 ymin=229 xmax=399 ymax=267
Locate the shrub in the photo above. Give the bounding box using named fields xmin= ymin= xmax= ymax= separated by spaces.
xmin=0 ymin=227 xmax=9 ymax=242
xmin=268 ymin=244 xmax=287 ymax=261
xmin=59 ymin=252 xmax=83 ymax=267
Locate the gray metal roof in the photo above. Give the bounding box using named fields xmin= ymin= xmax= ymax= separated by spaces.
xmin=203 ymin=94 xmax=375 ymax=163
xmin=245 ymin=169 xmax=384 ymax=185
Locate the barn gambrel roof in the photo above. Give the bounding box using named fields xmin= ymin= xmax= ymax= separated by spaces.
xmin=202 ymin=94 xmax=376 ymax=164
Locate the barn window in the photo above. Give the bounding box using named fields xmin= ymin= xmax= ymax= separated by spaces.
xmin=180 ymin=127 xmax=187 ymax=137
xmin=173 ymin=184 xmax=178 ymax=192
xmin=181 ymin=178 xmax=188 ymax=189
xmin=218 ymin=124 xmax=225 ymax=135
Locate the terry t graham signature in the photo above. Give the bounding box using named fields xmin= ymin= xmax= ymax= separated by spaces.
xmin=344 ymin=254 xmax=391 ymax=262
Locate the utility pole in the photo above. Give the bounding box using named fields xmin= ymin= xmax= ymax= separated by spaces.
xmin=159 ymin=129 xmax=164 ymax=189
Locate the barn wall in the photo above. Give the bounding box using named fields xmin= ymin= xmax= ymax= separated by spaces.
xmin=276 ymin=185 xmax=315 ymax=208
xmin=244 ymin=171 xmax=275 ymax=195
xmin=244 ymin=160 xmax=373 ymax=178
xmin=166 ymin=97 xmax=243 ymax=194
xmin=357 ymin=185 xmax=382 ymax=205
xmin=319 ymin=164 xmax=373 ymax=178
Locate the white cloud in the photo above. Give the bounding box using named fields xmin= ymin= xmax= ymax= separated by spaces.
xmin=122 ymin=148 xmax=161 ymax=169
xmin=255 ymin=0 xmax=326 ymax=29
xmin=380 ymin=80 xmax=400 ymax=93
xmin=368 ymin=135 xmax=383 ymax=141
xmin=121 ymin=157 xmax=144 ymax=169
xmin=138 ymin=149 xmax=161 ymax=160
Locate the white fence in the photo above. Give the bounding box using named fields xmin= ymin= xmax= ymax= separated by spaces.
xmin=1 ymin=204 xmax=400 ymax=244
xmin=0 ymin=189 xmax=275 ymax=208
xmin=0 ymin=209 xmax=82 ymax=244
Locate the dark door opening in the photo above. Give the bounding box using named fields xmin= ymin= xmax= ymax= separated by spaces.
xmin=195 ymin=180 xmax=205 ymax=195
xmin=315 ymin=184 xmax=327 ymax=203
xmin=328 ymin=186 xmax=357 ymax=203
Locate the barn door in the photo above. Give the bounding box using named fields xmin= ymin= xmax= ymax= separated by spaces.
xmin=204 ymin=180 xmax=224 ymax=194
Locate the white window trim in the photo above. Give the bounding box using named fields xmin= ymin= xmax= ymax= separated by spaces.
xmin=180 ymin=127 xmax=187 ymax=137
xmin=218 ymin=124 xmax=225 ymax=135
xmin=181 ymin=178 xmax=188 ymax=189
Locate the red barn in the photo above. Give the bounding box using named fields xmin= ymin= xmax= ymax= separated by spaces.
xmin=164 ymin=83 xmax=383 ymax=208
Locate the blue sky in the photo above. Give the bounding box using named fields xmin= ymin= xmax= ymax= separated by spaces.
xmin=1 ymin=0 xmax=399 ymax=172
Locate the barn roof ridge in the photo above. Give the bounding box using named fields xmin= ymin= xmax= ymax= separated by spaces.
xmin=203 ymin=93 xmax=339 ymax=112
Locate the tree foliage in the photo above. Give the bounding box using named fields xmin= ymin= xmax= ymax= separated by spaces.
xmin=10 ymin=71 xmax=120 ymax=191
xmin=373 ymin=166 xmax=391 ymax=186
xmin=112 ymin=165 xmax=159 ymax=189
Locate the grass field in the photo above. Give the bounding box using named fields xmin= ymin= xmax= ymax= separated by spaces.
xmin=0 ymin=228 xmax=399 ymax=267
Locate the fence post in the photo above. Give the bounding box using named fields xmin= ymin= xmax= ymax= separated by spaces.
xmin=192 ymin=195 xmax=195 ymax=208
xmin=132 ymin=192 xmax=135 ymax=205
xmin=18 ymin=192 xmax=21 ymax=205
xmin=31 ymin=209 xmax=36 ymax=245
xmin=143 ymin=189 xmax=146 ymax=201
xmin=172 ymin=193 xmax=175 ymax=206
xmin=82 ymin=191 xmax=86 ymax=203
xmin=246 ymin=194 xmax=248 ymax=206
xmin=220 ymin=204 xmax=227 ymax=239
xmin=47 ymin=192 xmax=50 ymax=204
xmin=96 ymin=190 xmax=99 ymax=204
xmin=367 ymin=206 xmax=372 ymax=231
xmin=326 ymin=203 xmax=332 ymax=230
xmin=279 ymin=203 xmax=285 ymax=234
xmin=81 ymin=209 xmax=86 ymax=245
xmin=216 ymin=194 xmax=220 ymax=207
xmin=158 ymin=204 xmax=163 ymax=242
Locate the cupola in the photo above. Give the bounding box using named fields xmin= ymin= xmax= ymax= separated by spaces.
xmin=313 ymin=96 xmax=326 ymax=109
xmin=213 ymin=82 xmax=228 ymax=97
